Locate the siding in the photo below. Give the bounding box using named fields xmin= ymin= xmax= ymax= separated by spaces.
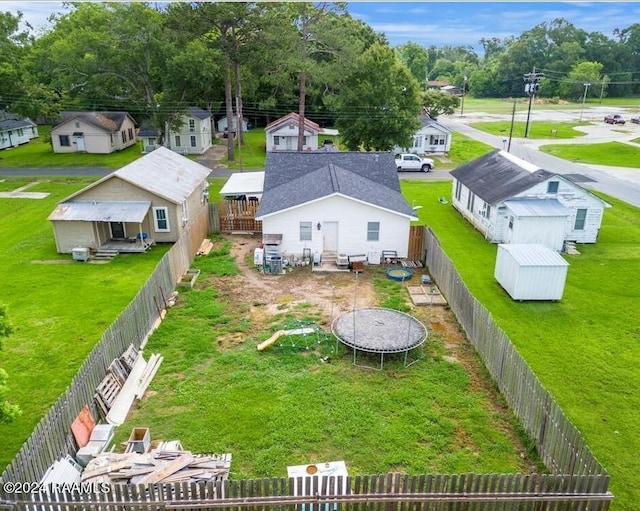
xmin=261 ymin=195 xmax=410 ymax=259
xmin=51 ymin=117 xmax=136 ymax=154
xmin=266 ymin=125 xmax=319 ymax=151
xmin=52 ymin=220 xmax=97 ymax=253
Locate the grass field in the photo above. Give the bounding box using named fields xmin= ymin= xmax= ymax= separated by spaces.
xmin=469 ymin=121 xmax=590 ymax=139
xmin=462 ymin=96 xmax=640 ymax=115
xmin=0 ymin=177 xmax=169 ymax=465
xmin=0 ymin=126 xmax=144 ymax=168
xmin=540 ymin=141 xmax=640 ymax=168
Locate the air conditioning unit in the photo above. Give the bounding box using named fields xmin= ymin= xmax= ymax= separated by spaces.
xmin=71 ymin=247 xmax=90 ymax=262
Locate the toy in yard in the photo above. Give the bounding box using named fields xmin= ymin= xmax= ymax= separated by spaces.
xmin=257 ymin=320 xmax=324 ymax=351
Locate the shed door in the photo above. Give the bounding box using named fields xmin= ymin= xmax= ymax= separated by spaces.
xmin=323 ymin=221 xmax=338 ymax=252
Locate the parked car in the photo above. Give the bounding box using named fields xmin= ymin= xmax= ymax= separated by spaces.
xmin=631 ymin=116 xmax=640 ymax=124
xmin=395 ymin=153 xmax=434 ymax=172
xmin=604 ymin=114 xmax=625 ymax=124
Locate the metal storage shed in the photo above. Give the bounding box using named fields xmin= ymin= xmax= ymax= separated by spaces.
xmin=495 ymin=244 xmax=569 ymax=301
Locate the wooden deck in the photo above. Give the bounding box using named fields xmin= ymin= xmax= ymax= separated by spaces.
xmin=99 ymin=238 xmax=155 ymax=253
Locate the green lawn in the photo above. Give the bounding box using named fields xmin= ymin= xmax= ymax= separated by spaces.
xmin=470 ymin=121 xmax=590 ymax=139
xmin=461 ymin=96 xmax=640 ymax=114
xmin=117 ymin=237 xmax=539 ymax=479
xmin=0 ymin=177 xmax=168 ymax=466
xmin=0 ymin=126 xmax=143 ymax=168
xmin=402 ymin=181 xmax=640 ymax=511
xmin=540 ymin=141 xmax=640 ymax=168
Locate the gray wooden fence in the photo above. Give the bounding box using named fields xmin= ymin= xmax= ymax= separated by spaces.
xmin=0 ymin=222 xmax=613 ymax=510
xmin=423 ymin=227 xmax=607 ymax=478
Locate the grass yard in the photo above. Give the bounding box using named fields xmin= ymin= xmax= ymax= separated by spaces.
xmin=0 ymin=126 xmax=143 ymax=168
xmin=540 ymin=141 xmax=640 ymax=168
xmin=224 ymin=129 xmax=267 ymax=170
xmin=118 ymin=237 xmax=540 ymax=479
xmin=402 ymin=181 xmax=640 ymax=511
xmin=445 ymin=132 xmax=494 ymax=167
xmin=461 ymin=96 xmax=640 ymax=114
xmin=0 ymin=177 xmax=168 ymax=467
xmin=469 ymin=121 xmax=590 ymax=139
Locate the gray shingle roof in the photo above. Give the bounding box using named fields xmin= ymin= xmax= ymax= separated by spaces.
xmin=189 ymin=107 xmax=211 ymax=120
xmin=450 ymin=149 xmax=555 ymax=204
xmin=55 ymin=111 xmax=134 ymax=133
xmin=0 ymin=118 xmax=36 ymax=131
xmin=256 ymin=152 xmax=415 ymax=218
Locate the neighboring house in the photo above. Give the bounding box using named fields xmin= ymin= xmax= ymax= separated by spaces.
xmin=137 ymin=126 xmax=162 ymax=153
xmin=0 ymin=114 xmax=38 ymax=150
xmin=426 ymin=80 xmax=449 ymax=91
xmin=450 ymin=149 xmax=610 ymax=250
xmin=396 ymin=114 xmax=452 ymax=155
xmin=255 ymin=152 xmax=418 ymax=262
xmin=216 ymin=115 xmax=249 ymax=134
xmin=51 ymin=111 xmax=137 ymax=154
xmin=168 ymin=106 xmax=212 ymax=155
xmin=48 ymin=146 xmax=211 ymax=253
xmin=441 ymin=85 xmax=463 ymax=96
xmin=265 ymin=112 xmax=335 ymax=152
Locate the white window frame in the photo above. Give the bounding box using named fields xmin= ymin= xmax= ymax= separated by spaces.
xmin=367 ymin=221 xmax=380 ymax=241
xmin=181 ymin=201 xmax=189 ymax=225
xmin=175 ymin=135 xmax=181 ymax=147
xmin=190 ymin=135 xmax=197 ymax=147
xmin=574 ymin=208 xmax=587 ymax=230
xmin=189 ymin=119 xmax=195 ymax=132
xmin=153 ymin=207 xmax=170 ymax=232
xmin=300 ymin=221 xmax=312 ymax=241
xmin=455 ymin=180 xmax=462 ymax=201
xmin=274 ymin=135 xmax=280 ymax=145
xmin=547 ymin=181 xmax=559 ymax=194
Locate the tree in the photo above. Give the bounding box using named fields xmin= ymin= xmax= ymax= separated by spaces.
xmin=334 ymin=43 xmax=421 ymax=151
xmin=559 ymin=61 xmax=606 ymax=100
xmin=421 ymin=90 xmax=460 ymax=119
xmin=396 ymin=42 xmax=430 ymax=86
xmin=0 ymin=303 xmax=20 ymax=424
xmin=0 ymin=11 xmax=32 ymax=114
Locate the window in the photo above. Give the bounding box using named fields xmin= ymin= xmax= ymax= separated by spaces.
xmin=412 ymin=136 xmax=421 ymax=148
xmin=181 ymin=201 xmax=189 ymax=225
xmin=190 ymin=135 xmax=197 ymax=147
xmin=273 ymin=136 xmax=280 ymax=145
xmin=153 ymin=207 xmax=170 ymax=232
xmin=128 ymin=128 xmax=134 ymax=141
xmin=148 ymin=137 xmax=155 ymax=145
xmin=175 ymin=135 xmax=181 ymax=147
xmin=455 ymin=180 xmax=462 ymax=201
xmin=121 ymin=131 xmax=126 ymax=143
xmin=574 ymin=208 xmax=587 ymax=230
xmin=547 ymin=181 xmax=559 ymax=194
xmin=110 ymin=133 xmax=114 ymax=146
xmin=508 ymin=216 xmax=514 ymax=229
xmin=17 ymin=129 xmax=24 ymax=136
xmin=300 ymin=221 xmax=312 ymax=241
xmin=75 ymin=122 xmax=80 ymax=128
xmin=59 ymin=135 xmax=70 ymax=147
xmin=466 ymin=192 xmax=475 ymax=212
xmin=485 ymin=204 xmax=491 ymax=219
xmin=367 ymin=222 xmax=380 ymax=241
xmin=189 ymin=119 xmax=195 ymax=132
xmin=430 ymin=134 xmax=446 ymax=145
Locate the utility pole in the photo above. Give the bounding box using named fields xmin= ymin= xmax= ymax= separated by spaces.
xmin=460 ymin=75 xmax=468 ymax=116
xmin=523 ymin=67 xmax=544 ymax=138
xmin=580 ymin=83 xmax=591 ymax=121
xmin=507 ymin=100 xmax=516 ymax=152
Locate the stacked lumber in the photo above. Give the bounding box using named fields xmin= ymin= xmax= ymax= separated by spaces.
xmin=82 ymin=450 xmax=231 ymax=485
xmin=94 ymin=344 xmax=139 ymax=418
xmin=196 ymin=238 xmax=215 ymax=256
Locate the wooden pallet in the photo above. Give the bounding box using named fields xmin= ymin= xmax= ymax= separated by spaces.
xmin=407 ymin=285 xmax=447 ymax=306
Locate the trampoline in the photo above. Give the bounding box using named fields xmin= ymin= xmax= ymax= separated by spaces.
xmin=331 ymin=308 xmax=428 ymax=369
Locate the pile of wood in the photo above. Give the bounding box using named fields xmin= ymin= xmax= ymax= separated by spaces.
xmin=82 ymin=449 xmax=231 ymax=485
xmin=196 ymin=238 xmax=215 ymax=256
xmin=94 ymin=344 xmax=139 ymax=418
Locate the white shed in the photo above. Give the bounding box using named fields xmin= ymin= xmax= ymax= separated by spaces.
xmin=495 ymin=244 xmax=569 ymax=301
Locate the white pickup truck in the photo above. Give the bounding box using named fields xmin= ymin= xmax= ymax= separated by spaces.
xmin=395 ymin=153 xmax=434 ymax=172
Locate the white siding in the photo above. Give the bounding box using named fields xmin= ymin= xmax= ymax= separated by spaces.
xmin=261 ymin=195 xmax=411 ymax=261
xmin=397 ymin=123 xmax=452 ymax=155
xmin=170 ymin=114 xmax=212 ymax=154
xmin=266 ymin=125 xmax=319 ymax=152
xmin=52 ymin=221 xmax=98 ymax=253
xmin=495 ymin=244 xmax=569 ymax=301
xmin=506 ymin=216 xmax=566 ymax=251
xmin=450 ymin=180 xmax=491 ymax=238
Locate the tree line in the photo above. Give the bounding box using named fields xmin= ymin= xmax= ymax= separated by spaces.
xmin=2 ymin=3 xmax=640 ymax=156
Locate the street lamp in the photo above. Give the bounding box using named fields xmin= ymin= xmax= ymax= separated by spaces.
xmin=460 ymin=75 xmax=468 ymax=117
xmin=580 ymin=83 xmax=591 ymax=121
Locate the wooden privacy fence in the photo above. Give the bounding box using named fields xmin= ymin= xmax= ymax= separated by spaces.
xmin=407 ymin=225 xmax=425 ymax=261
xmin=1 ymin=473 xmax=612 ymax=510
xmin=211 ymin=199 xmax=262 ymax=233
xmin=423 ymin=227 xmax=607 ymax=478
xmin=0 ymin=207 xmax=209 ymax=486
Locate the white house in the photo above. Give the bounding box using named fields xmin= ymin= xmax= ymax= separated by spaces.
xmin=0 ymin=115 xmax=38 ymax=150
xmin=216 ymin=115 xmax=249 ymax=134
xmin=396 ymin=114 xmax=452 ymax=155
xmin=51 ymin=112 xmax=137 ymax=154
xmin=255 ymin=152 xmax=418 ymax=263
xmin=450 ymin=149 xmax=610 ymax=249
xmin=167 ymin=107 xmax=212 ymax=155
xmin=265 ymin=112 xmax=336 ymax=152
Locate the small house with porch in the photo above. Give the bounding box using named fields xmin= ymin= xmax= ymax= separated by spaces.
xmin=48 ymin=146 xmax=211 ymax=254
xmin=255 ymin=152 xmax=418 ymax=265
xmin=51 ymin=111 xmax=137 ymax=154
xmin=265 ymin=112 xmax=337 ymax=152
xmin=396 ymin=114 xmax=452 ymax=155
xmin=167 ymin=106 xmax=212 ymax=155
xmin=450 ymin=149 xmax=610 ymax=250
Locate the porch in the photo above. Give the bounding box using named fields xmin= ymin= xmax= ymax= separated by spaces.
xmin=99 ymin=237 xmax=155 ymax=253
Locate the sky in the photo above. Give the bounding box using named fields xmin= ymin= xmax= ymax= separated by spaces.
xmin=4 ymin=1 xmax=640 ymax=53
